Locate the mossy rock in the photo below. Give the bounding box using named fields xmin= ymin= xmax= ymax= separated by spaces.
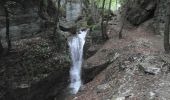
xmin=59 ymin=6 xmax=66 ymax=17
xmin=92 ymin=24 xmax=101 ymax=31
xmin=86 ymin=16 xmax=95 ymax=26
xmin=77 ymin=21 xmax=89 ymax=29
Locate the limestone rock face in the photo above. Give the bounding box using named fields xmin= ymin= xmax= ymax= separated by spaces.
xmin=126 ymin=0 xmax=157 ymax=25
xmin=0 ymin=0 xmax=41 ymax=41
xmin=59 ymin=21 xmax=77 ymax=32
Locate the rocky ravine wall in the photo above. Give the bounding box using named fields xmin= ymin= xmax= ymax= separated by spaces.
xmin=0 ymin=1 xmax=41 ymax=41
xmin=126 ymin=0 xmax=157 ymax=26
xmin=126 ymin=0 xmax=167 ymax=35
xmin=154 ymin=0 xmax=167 ymax=35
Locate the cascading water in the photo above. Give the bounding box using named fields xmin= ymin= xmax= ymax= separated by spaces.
xmin=68 ymin=29 xmax=88 ymax=94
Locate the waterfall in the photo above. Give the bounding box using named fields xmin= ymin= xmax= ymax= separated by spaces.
xmin=68 ymin=29 xmax=88 ymax=94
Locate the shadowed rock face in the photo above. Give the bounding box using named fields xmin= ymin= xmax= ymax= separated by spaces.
xmin=126 ymin=0 xmax=157 ymax=25
xmin=59 ymin=21 xmax=77 ymax=34
xmin=0 ymin=0 xmax=41 ymax=41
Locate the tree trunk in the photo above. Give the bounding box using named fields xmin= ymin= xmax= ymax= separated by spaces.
xmin=5 ymin=7 xmax=11 ymax=52
xmin=155 ymin=0 xmax=160 ymax=35
xmin=101 ymin=0 xmax=105 ymax=38
xmin=101 ymin=0 xmax=109 ymax=40
xmin=105 ymin=0 xmax=112 ymax=38
xmin=119 ymin=0 xmax=129 ymax=39
xmin=119 ymin=15 xmax=125 ymax=39
xmin=52 ymin=0 xmax=61 ymax=51
xmin=164 ymin=2 xmax=170 ymax=53
xmin=0 ymin=38 xmax=3 ymax=55
xmin=82 ymin=0 xmax=90 ymax=15
xmin=39 ymin=0 xmax=50 ymax=20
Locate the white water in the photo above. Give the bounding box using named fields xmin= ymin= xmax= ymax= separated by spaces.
xmin=68 ymin=29 xmax=88 ymax=94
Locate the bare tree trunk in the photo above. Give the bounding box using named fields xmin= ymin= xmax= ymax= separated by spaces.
xmin=103 ymin=0 xmax=112 ymax=39
xmin=105 ymin=0 xmax=112 ymax=28
xmin=101 ymin=0 xmax=109 ymax=40
xmin=155 ymin=0 xmax=160 ymax=35
xmin=101 ymin=0 xmax=105 ymax=37
xmin=82 ymin=0 xmax=90 ymax=15
xmin=119 ymin=15 xmax=125 ymax=39
xmin=5 ymin=7 xmax=11 ymax=52
xmin=0 ymin=38 xmax=3 ymax=55
xmin=90 ymin=1 xmax=99 ymax=23
xmin=53 ymin=0 xmax=60 ymax=38
xmin=116 ymin=0 xmax=117 ymax=10
xmin=39 ymin=0 xmax=49 ymax=20
xmin=53 ymin=0 xmax=61 ymax=51
xmin=164 ymin=2 xmax=170 ymax=53
xmin=119 ymin=0 xmax=129 ymax=39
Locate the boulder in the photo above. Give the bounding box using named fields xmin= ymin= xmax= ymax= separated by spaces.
xmin=59 ymin=21 xmax=77 ymax=33
xmin=138 ymin=63 xmax=161 ymax=75
xmin=4 ymin=68 xmax=70 ymax=100
xmin=126 ymin=0 xmax=157 ymax=25
xmin=82 ymin=49 xmax=119 ymax=83
xmin=85 ymin=45 xmax=101 ymax=59
xmin=82 ymin=59 xmax=113 ymax=83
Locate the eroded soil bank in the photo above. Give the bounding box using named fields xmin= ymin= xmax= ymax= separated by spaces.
xmin=64 ymin=20 xmax=170 ymax=100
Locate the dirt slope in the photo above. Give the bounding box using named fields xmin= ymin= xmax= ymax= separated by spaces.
xmin=65 ymin=20 xmax=170 ymax=100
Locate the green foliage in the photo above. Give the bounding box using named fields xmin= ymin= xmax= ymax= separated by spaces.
xmin=56 ymin=5 xmax=66 ymax=17
xmin=19 ymin=39 xmax=71 ymax=79
xmin=95 ymin=0 xmax=123 ymax=11
xmin=63 ymin=52 xmax=71 ymax=63
xmin=95 ymin=0 xmax=121 ymax=11
xmin=21 ymin=40 xmax=52 ymax=76
xmin=27 ymin=42 xmax=51 ymax=60
xmin=77 ymin=21 xmax=89 ymax=29
xmin=91 ymin=24 xmax=101 ymax=31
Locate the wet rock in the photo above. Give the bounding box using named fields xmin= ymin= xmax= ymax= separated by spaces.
xmin=83 ymin=34 xmax=93 ymax=59
xmin=57 ymin=29 xmax=71 ymax=39
xmin=82 ymin=50 xmax=118 ymax=83
xmin=85 ymin=45 xmax=101 ymax=59
xmin=59 ymin=21 xmax=77 ymax=32
xmin=82 ymin=59 xmax=113 ymax=83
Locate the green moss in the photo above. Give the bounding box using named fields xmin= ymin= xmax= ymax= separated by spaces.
xmin=77 ymin=21 xmax=89 ymax=29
